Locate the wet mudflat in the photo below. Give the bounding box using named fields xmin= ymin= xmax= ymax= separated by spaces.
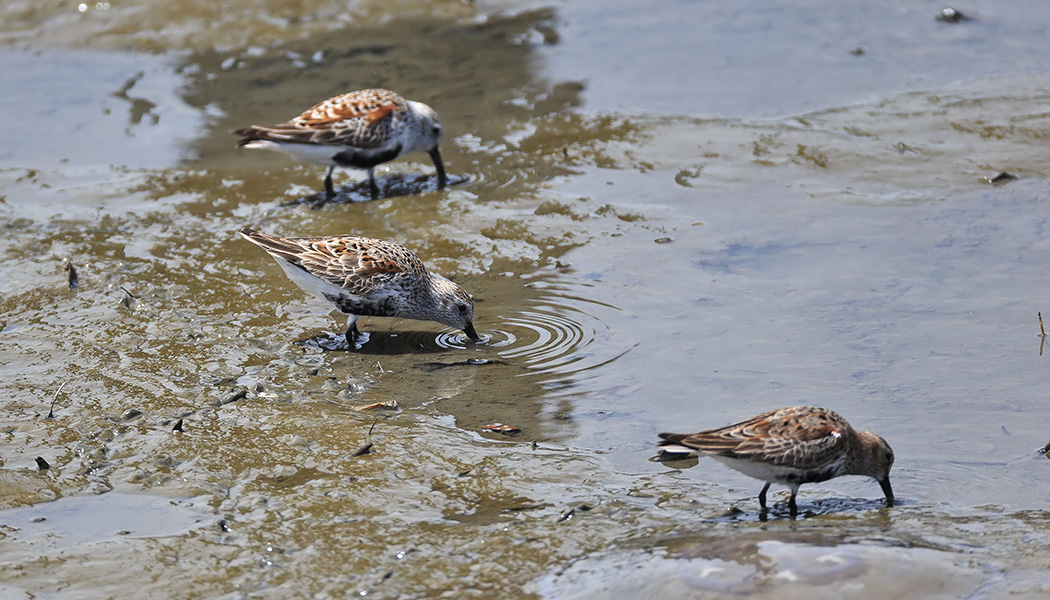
xmin=3 ymin=0 xmax=1050 ymax=597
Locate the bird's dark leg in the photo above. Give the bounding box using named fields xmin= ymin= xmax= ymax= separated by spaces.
xmin=758 ymin=482 xmax=771 ymax=511
xmin=345 ymin=321 xmax=360 ymax=347
xmin=367 ymin=168 xmax=379 ymax=200
xmin=324 ymin=166 xmax=335 ymax=198
xmin=429 ymin=147 xmax=447 ymax=190
xmin=788 ymin=486 xmax=799 ymax=517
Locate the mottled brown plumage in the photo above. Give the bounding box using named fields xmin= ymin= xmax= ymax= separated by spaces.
xmin=232 ymin=89 xmax=446 ymax=198
xmin=239 ymin=228 xmax=478 ymax=344
xmin=658 ymin=406 xmax=894 ymax=515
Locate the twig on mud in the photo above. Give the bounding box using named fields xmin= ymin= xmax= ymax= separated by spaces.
xmin=351 ymin=442 xmax=374 ymax=457
xmin=1040 ymin=313 xmax=1046 ymax=357
xmin=46 ymin=382 xmax=67 ymax=419
xmin=350 ymin=418 xmax=380 ymax=457
xmin=120 ymin=286 xmax=137 ymax=309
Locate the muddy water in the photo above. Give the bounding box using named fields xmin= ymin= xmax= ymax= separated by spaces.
xmin=3 ymin=0 xmax=1050 ymax=597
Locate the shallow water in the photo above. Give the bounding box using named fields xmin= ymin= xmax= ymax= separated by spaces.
xmin=3 ymin=0 xmax=1050 ymax=597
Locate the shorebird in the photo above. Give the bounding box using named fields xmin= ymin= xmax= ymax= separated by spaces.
xmin=232 ymin=88 xmax=447 ymax=199
xmin=657 ymin=406 xmax=894 ymax=515
xmin=239 ymin=228 xmax=478 ymax=345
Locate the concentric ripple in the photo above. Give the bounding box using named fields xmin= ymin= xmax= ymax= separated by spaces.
xmin=485 ymin=293 xmax=634 ymax=377
xmin=296 ymin=287 xmax=634 ymax=377
xmin=433 ymin=329 xmax=494 ymax=350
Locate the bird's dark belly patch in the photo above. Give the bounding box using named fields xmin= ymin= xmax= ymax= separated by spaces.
xmin=782 ymin=467 xmax=837 ymax=485
xmin=326 ymin=293 xmax=397 ymax=317
xmin=332 ymin=145 xmax=402 ymax=169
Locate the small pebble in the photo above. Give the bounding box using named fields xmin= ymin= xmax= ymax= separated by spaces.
xmin=935 ymin=7 xmax=968 ymax=23
xmin=121 ymin=408 xmax=143 ymax=421
xmin=479 ymin=423 xmax=521 ymax=435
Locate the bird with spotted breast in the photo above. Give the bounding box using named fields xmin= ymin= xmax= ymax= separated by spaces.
xmin=657 ymin=406 xmax=894 ymax=516
xmin=239 ymin=228 xmax=478 ymax=345
xmin=231 ymin=89 xmax=447 ymax=199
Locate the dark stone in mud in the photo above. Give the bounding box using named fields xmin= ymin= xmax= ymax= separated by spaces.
xmin=65 ymin=261 xmax=78 ymax=291
xmin=985 ymin=171 xmax=1018 ymax=185
xmin=557 ymin=503 xmax=593 ymax=523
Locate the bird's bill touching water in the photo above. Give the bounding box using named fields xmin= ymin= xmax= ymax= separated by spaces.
xmin=429 ymin=147 xmax=447 ymax=189
xmin=463 ymin=322 xmax=480 ymax=342
xmin=879 ymin=478 xmax=894 ymax=507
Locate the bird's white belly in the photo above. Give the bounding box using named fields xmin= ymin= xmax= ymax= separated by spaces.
xmin=710 ymin=455 xmax=800 ymax=483
xmin=274 ymin=259 xmax=350 ymax=304
xmin=709 ymin=453 xmax=846 ymax=484
xmin=240 ymin=140 xmax=346 ymax=166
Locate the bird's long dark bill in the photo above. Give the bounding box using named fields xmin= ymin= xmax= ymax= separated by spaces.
xmin=463 ymin=322 xmax=480 ymax=341
xmin=429 ymin=147 xmax=448 ymax=189
xmin=879 ymin=478 xmax=894 ymax=507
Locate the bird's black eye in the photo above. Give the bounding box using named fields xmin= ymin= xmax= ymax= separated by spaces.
xmin=457 ymin=304 xmax=468 ymax=313
xmin=433 ymin=126 xmax=442 ymax=136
